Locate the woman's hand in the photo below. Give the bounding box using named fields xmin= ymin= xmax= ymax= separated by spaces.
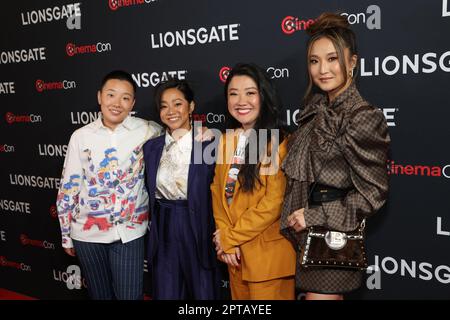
xmin=287 ymin=208 xmax=307 ymax=232
xmin=221 ymin=247 xmax=241 ymax=268
xmin=64 ymin=247 xmax=76 ymax=256
xmin=213 ymin=229 xmax=223 ymax=255
xmin=213 ymin=230 xmax=241 ymax=267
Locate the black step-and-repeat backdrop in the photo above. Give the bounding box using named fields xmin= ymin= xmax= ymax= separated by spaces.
xmin=1 ymin=0 xmax=450 ymax=300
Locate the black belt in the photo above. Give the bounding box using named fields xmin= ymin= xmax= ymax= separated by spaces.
xmin=309 ymin=184 xmax=350 ymax=205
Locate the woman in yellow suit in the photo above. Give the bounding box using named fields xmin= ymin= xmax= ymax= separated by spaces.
xmin=211 ymin=63 xmax=296 ymax=300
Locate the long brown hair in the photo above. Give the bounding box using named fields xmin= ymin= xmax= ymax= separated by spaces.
xmin=304 ymin=12 xmax=358 ymax=104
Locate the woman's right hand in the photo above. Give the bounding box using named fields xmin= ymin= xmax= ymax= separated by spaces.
xmin=287 ymin=208 xmax=306 ymax=232
xmin=221 ymin=247 xmax=241 ymax=268
xmin=64 ymin=247 xmax=76 ymax=256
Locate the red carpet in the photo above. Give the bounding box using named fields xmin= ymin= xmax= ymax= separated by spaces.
xmin=0 ymin=288 xmax=36 ymax=300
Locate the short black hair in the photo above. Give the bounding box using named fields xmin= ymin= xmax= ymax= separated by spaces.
xmin=100 ymin=70 xmax=137 ymax=94
xmin=153 ymin=78 xmax=194 ymax=113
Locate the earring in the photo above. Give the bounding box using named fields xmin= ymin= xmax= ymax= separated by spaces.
xmin=349 ymin=68 xmax=355 ymax=78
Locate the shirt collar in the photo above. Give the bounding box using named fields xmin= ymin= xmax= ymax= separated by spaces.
xmin=92 ymin=114 xmax=134 ymax=132
xmin=165 ymin=129 xmax=192 ymax=152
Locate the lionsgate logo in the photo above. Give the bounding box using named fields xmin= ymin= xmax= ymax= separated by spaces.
xmin=5 ymin=112 xmax=42 ymax=124
xmin=0 ymin=82 xmax=15 ymax=94
xmin=38 ymin=144 xmax=68 ymax=157
xmin=66 ymin=42 xmax=112 ymax=57
xmin=0 ymin=256 xmax=32 ymax=272
xmin=437 ymin=216 xmax=450 ymax=236
xmin=361 ymin=50 xmax=450 ymax=76
xmin=20 ymin=234 xmax=55 ymax=250
xmin=20 ymin=3 xmax=81 ymax=29
xmin=109 ymin=0 xmax=157 ymax=11
xmin=281 ymin=5 xmax=381 ymax=35
xmin=388 ymin=160 xmax=450 ymax=179
xmin=0 ymin=199 xmax=31 ymax=214
xmin=36 ymin=79 xmax=76 ymax=92
xmin=70 ymin=111 xmax=101 ymax=125
xmin=444 ymin=0 xmax=450 ymax=17
xmin=132 ymin=70 xmax=188 ymax=88
xmin=286 ymin=108 xmax=397 ymax=127
xmin=0 ymin=47 xmax=46 ymax=65
xmin=0 ymin=144 xmax=15 ymax=153
xmin=219 ymin=65 xmax=290 ymax=83
xmin=151 ymin=23 xmax=240 ymax=49
xmin=374 ymin=254 xmax=450 ymax=285
xmin=9 ymin=174 xmax=61 ymax=189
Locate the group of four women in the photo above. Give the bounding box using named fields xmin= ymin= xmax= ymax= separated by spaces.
xmin=143 ymin=13 xmax=390 ymax=300
xmin=57 ymin=12 xmax=389 ymax=300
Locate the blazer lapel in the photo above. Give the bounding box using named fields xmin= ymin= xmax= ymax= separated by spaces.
xmin=148 ymin=136 xmax=165 ymax=205
xmin=187 ymin=130 xmax=197 ymax=198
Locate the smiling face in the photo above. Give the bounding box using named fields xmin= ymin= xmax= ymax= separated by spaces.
xmin=308 ymin=36 xmax=357 ymax=102
xmin=97 ymin=79 xmax=135 ymax=130
xmin=159 ymin=87 xmax=194 ymax=134
xmin=227 ymin=75 xmax=261 ymax=130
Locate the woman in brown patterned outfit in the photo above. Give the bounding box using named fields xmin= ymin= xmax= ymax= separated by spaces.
xmin=280 ymin=13 xmax=390 ymax=300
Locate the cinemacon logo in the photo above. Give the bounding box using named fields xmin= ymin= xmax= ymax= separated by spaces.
xmin=66 ymin=42 xmax=112 ymax=57
xmin=281 ymin=16 xmax=315 ymax=34
xmin=50 ymin=205 xmax=58 ymax=218
xmin=0 ymin=256 xmax=32 ymax=272
xmin=219 ymin=66 xmax=290 ymax=83
xmin=20 ymin=234 xmax=55 ymax=250
xmin=281 ymin=5 xmax=381 ymax=34
xmin=5 ymin=112 xmax=42 ymax=124
xmin=109 ymin=0 xmax=157 ymax=11
xmin=193 ymin=113 xmax=225 ymax=124
xmin=388 ymin=160 xmax=450 ymax=178
xmin=0 ymin=144 xmax=15 ymax=153
xmin=36 ymin=79 xmax=76 ymax=92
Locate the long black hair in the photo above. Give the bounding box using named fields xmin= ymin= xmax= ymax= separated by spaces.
xmin=224 ymin=63 xmax=288 ymax=192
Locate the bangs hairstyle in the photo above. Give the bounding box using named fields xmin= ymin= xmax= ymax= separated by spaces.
xmin=153 ymin=78 xmax=194 ymax=113
xmin=224 ymin=63 xmax=287 ymax=192
xmin=304 ymin=12 xmax=358 ymax=104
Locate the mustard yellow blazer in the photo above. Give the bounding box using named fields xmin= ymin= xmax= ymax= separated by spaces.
xmin=211 ymin=131 xmax=296 ymax=282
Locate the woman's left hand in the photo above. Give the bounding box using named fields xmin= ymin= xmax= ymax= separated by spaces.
xmin=213 ymin=229 xmax=223 ymax=255
xmin=287 ymin=208 xmax=306 ymax=232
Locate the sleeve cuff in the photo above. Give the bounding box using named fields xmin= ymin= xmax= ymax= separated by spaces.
xmin=220 ymin=228 xmax=237 ymax=254
xmin=62 ymin=236 xmax=73 ymax=249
